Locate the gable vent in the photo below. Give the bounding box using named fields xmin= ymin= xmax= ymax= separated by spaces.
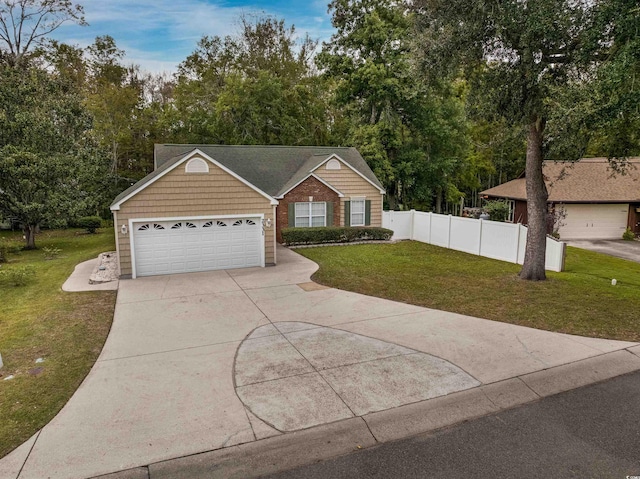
xmin=185 ymin=157 xmax=209 ymax=173
xmin=326 ymin=159 xmax=341 ymax=170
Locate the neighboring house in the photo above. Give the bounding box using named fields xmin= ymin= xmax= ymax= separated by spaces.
xmin=110 ymin=145 xmax=385 ymax=278
xmin=481 ymin=158 xmax=640 ymax=240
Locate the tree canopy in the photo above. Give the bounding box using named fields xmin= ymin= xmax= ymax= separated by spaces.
xmin=412 ymin=0 xmax=633 ymax=279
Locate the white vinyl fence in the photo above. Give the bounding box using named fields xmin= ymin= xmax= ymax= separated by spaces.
xmin=382 ymin=210 xmax=566 ymax=272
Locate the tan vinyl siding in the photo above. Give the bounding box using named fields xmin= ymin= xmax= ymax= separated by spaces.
xmin=114 ymin=155 xmax=275 ymax=276
xmin=315 ymin=165 xmax=383 ymax=227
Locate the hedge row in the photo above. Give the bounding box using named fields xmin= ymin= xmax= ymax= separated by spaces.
xmin=282 ymin=226 xmax=393 ymax=245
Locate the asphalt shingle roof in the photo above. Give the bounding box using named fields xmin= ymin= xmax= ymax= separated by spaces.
xmin=481 ymin=158 xmax=640 ymax=203
xmin=110 ymin=145 xmax=383 ymax=209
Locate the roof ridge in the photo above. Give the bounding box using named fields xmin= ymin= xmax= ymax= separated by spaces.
xmin=156 ymin=144 xmax=354 ymax=149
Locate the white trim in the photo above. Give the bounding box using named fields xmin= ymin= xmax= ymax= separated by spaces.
xmin=272 ymin=205 xmax=277 ymax=265
xmin=275 ymin=173 xmax=344 ymax=199
xmin=113 ymin=211 xmax=121 ymax=277
xmin=311 ymin=154 xmax=386 ymax=194
xmin=128 ymin=213 xmax=265 ymax=279
xmin=111 ymin=149 xmax=278 ymax=211
xmin=185 ymin=157 xmax=209 ymax=173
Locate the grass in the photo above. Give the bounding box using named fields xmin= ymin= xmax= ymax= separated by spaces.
xmin=0 ymin=228 xmax=116 ymax=459
xmin=299 ymin=241 xmax=640 ymax=342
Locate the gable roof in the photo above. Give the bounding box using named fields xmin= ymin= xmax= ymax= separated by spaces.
xmin=111 ymin=149 xmax=280 ymax=210
xmin=481 ymin=158 xmax=640 ymax=203
xmin=112 ymin=145 xmax=384 ymax=210
xmin=156 ymin=144 xmax=383 ymax=193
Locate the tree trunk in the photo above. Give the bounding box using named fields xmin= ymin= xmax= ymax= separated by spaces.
xmin=519 ymin=118 xmax=548 ymax=281
xmin=436 ymin=187 xmax=442 ymax=214
xmin=23 ymin=224 xmax=37 ymax=250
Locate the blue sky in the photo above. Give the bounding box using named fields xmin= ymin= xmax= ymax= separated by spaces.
xmin=50 ymin=0 xmax=335 ymax=74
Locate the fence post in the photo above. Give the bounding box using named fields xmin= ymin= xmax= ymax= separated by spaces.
xmin=410 ymin=209 xmax=415 ymax=241
xmin=516 ymin=224 xmax=522 ymax=264
xmin=478 ymin=219 xmax=483 ymax=256
xmin=447 ymin=215 xmax=452 ymax=248
xmin=428 ymin=212 xmax=432 ymax=244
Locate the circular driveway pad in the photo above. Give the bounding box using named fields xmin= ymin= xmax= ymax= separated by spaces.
xmin=234 ymin=321 xmax=480 ymax=431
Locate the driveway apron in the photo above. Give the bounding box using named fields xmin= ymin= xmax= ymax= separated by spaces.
xmin=2 ymin=245 xmax=638 ymax=479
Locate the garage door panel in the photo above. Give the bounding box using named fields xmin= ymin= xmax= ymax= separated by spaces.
xmin=133 ymin=217 xmax=262 ymax=277
xmin=559 ymin=204 xmax=628 ymax=240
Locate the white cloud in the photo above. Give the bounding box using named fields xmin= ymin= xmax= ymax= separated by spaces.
xmin=51 ymin=0 xmax=334 ymax=74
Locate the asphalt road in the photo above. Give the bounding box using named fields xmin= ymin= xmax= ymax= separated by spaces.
xmin=263 ymin=371 xmax=640 ymax=479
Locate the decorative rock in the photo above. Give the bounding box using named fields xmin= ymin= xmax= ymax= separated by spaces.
xmin=3 ymin=375 xmax=14 ymax=381
xmin=89 ymin=251 xmax=119 ymax=284
xmin=35 ymin=357 xmax=44 ymax=363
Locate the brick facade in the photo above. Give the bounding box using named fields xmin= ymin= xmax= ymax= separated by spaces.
xmin=276 ymin=176 xmax=340 ymax=242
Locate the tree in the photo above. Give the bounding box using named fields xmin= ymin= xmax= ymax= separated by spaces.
xmin=414 ymin=0 xmax=604 ymax=280
xmin=84 ymin=36 xmax=149 ymax=182
xmin=0 ymin=64 xmax=99 ymax=248
xmin=0 ymin=148 xmax=81 ymax=248
xmin=0 ymin=0 xmax=86 ymax=68
xmin=172 ymin=16 xmax=331 ymax=146
xmin=317 ymin=0 xmax=468 ymax=210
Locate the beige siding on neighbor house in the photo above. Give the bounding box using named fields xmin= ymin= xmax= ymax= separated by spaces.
xmin=114 ymin=155 xmax=275 ymax=277
xmin=314 ymin=164 xmax=383 ymax=227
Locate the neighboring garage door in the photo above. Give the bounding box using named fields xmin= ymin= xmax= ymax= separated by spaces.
xmin=132 ymin=217 xmax=262 ymax=277
xmin=559 ymin=204 xmax=629 ymax=240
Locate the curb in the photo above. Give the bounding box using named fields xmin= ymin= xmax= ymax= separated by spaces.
xmin=92 ymin=347 xmax=640 ymax=479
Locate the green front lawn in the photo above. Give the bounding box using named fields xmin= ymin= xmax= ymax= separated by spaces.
xmin=0 ymin=229 xmax=116 ymax=459
xmin=299 ymin=241 xmax=640 ymax=342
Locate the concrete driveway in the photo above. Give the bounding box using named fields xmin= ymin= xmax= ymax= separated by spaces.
xmin=2 ymin=245 xmax=640 ymax=479
xmin=566 ymin=239 xmax=640 ymax=263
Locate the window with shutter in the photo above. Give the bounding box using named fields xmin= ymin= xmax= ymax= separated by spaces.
xmin=350 ymin=198 xmax=365 ymax=226
xmin=294 ymin=202 xmax=326 ymax=227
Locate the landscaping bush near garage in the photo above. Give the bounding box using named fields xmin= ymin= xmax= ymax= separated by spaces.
xmin=282 ymin=226 xmax=393 ymax=245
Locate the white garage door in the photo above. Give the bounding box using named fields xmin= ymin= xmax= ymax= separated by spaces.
xmin=559 ymin=204 xmax=628 ymax=240
xmin=132 ymin=217 xmax=262 ymax=277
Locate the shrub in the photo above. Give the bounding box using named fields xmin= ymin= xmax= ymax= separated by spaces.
xmin=0 ymin=238 xmax=22 ymax=263
xmin=77 ymin=216 xmax=102 ymax=234
xmin=622 ymin=227 xmax=635 ymax=241
xmin=483 ymin=200 xmax=511 ymax=222
xmin=282 ymin=227 xmax=393 ymax=245
xmin=42 ymin=246 xmax=62 ymax=259
xmin=1 ymin=265 xmax=36 ymax=286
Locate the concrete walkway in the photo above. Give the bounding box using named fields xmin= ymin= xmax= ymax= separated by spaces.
xmin=61 ymin=258 xmax=119 ymax=292
xmin=2 ymin=246 xmax=639 ymax=479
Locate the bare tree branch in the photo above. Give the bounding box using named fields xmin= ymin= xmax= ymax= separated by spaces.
xmin=0 ymin=0 xmax=86 ymax=67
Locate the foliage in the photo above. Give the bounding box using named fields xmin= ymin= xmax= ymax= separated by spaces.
xmin=281 ymin=226 xmax=393 ymax=245
xmin=0 ymin=61 xmax=106 ymax=249
xmin=412 ymin=0 xmax=615 ymax=280
xmin=42 ymin=246 xmax=62 ymax=259
xmin=0 ymin=237 xmax=21 ymax=262
xmin=77 ymin=216 xmax=102 ymax=234
xmin=171 ymin=16 xmax=330 ymax=146
xmin=0 ymin=0 xmax=86 ymax=68
xmin=622 ymin=227 xmax=636 ymax=241
xmin=0 ymin=147 xmax=80 ymax=249
xmin=0 ymin=265 xmax=36 ymax=286
xmin=318 ymin=0 xmax=469 ymax=211
xmin=483 ymin=200 xmax=511 ymax=223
